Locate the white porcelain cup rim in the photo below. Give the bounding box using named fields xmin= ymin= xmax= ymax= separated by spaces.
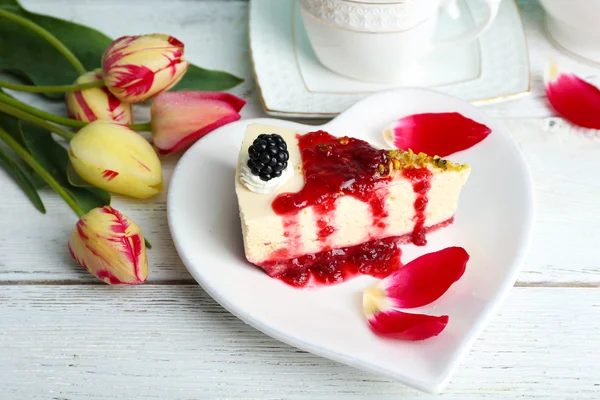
xmin=298 ymin=0 xmax=502 ymax=83
xmin=299 ymin=0 xmax=501 ymax=47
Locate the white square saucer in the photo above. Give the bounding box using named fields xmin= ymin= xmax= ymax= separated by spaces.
xmin=250 ymin=0 xmax=531 ymax=118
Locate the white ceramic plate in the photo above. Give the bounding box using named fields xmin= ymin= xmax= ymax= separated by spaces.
xmin=168 ymin=88 xmax=534 ymax=394
xmin=249 ymin=0 xmax=530 ymax=118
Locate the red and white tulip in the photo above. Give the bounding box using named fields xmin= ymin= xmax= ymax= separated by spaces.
xmin=363 ymin=247 xmax=469 ymax=341
xmin=102 ymin=34 xmax=189 ymax=103
xmin=150 ymin=91 xmax=246 ymax=155
xmin=68 ymin=120 xmax=163 ymax=199
xmin=65 ymin=69 xmax=133 ymax=123
xmin=544 ymin=60 xmax=600 ymax=130
xmin=68 ymin=205 xmax=148 ymax=285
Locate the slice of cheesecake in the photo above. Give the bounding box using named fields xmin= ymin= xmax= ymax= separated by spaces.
xmin=235 ymin=123 xmax=471 ymax=287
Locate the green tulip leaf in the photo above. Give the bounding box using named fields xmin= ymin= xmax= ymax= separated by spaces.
xmin=0 ymin=144 xmax=45 ymax=213
xmin=0 ymin=0 xmax=243 ymax=100
xmin=176 ymin=65 xmax=244 ymax=92
xmin=0 ymin=107 xmax=28 ymax=146
xmin=17 ymin=120 xmax=110 ymax=213
xmin=65 ymin=185 xmax=111 ymax=215
xmin=66 ymin=160 xmax=111 ymax=206
xmin=66 ymin=161 xmax=89 ymax=187
xmin=0 ymin=109 xmax=45 ymax=190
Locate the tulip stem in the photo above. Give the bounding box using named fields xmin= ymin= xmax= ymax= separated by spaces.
xmin=0 ymin=79 xmax=105 ymax=93
xmin=0 ymin=101 xmax=76 ymax=141
xmin=0 ymin=93 xmax=85 ymax=130
xmin=0 ymin=127 xmax=85 ymax=217
xmin=0 ymin=93 xmax=150 ymax=133
xmin=129 ymin=121 xmax=151 ymax=131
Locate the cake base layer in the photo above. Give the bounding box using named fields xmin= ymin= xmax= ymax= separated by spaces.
xmin=258 ymin=218 xmax=453 ymax=288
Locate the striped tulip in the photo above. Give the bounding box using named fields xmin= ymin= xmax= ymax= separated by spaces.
xmin=65 ymin=69 xmax=133 ymax=123
xmin=68 ymin=205 xmax=148 ymax=285
xmin=102 ymin=34 xmax=189 ymax=103
xmin=150 ymin=91 xmax=246 ymax=155
xmin=69 ymin=120 xmax=163 ymax=199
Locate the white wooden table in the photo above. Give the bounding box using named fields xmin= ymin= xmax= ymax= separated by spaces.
xmin=1 ymin=1 xmax=599 ymax=399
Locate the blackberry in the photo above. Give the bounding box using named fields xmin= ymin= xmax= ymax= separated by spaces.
xmin=247 ymin=133 xmax=289 ymax=181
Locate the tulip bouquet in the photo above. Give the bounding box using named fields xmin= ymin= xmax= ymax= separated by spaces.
xmin=0 ymin=3 xmax=245 ymax=284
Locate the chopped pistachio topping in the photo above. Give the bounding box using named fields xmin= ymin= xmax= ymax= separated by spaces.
xmin=378 ymin=148 xmax=469 ymax=176
xmin=318 ymin=143 xmax=332 ymax=152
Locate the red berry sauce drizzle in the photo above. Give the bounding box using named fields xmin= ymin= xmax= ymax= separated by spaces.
xmin=262 ymin=130 xmax=437 ymax=287
xmin=267 ymin=237 xmax=403 ymax=287
xmin=272 ymin=131 xmax=391 ymax=218
xmin=402 ymin=167 xmax=433 ymax=246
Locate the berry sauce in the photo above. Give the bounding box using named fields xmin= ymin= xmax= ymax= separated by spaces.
xmin=315 ymin=202 xmax=336 ymax=241
xmin=403 ymin=167 xmax=433 ymax=246
xmin=262 ymin=130 xmax=438 ymax=288
xmin=261 ymin=236 xmax=403 ymax=288
xmin=272 ymin=131 xmax=391 ymax=216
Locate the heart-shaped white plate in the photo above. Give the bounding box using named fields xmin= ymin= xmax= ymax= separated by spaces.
xmin=167 ymin=88 xmax=534 ymax=393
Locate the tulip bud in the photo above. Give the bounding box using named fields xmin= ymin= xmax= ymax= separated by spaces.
xmin=65 ymin=69 xmax=133 ymax=123
xmin=102 ymin=34 xmax=189 ymax=103
xmin=68 ymin=205 xmax=148 ymax=285
xmin=150 ymin=91 xmax=245 ymax=155
xmin=69 ymin=120 xmax=163 ymax=199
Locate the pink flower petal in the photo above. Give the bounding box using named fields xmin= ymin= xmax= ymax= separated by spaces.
xmin=367 ymin=310 xmax=448 ymax=341
xmin=544 ymin=60 xmax=600 ymax=129
xmin=150 ymin=91 xmax=246 ymax=155
xmin=382 ymin=113 xmax=491 ymax=157
xmin=374 ymin=247 xmax=469 ymax=309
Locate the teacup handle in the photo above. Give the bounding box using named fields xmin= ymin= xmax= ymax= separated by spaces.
xmin=431 ymin=0 xmax=502 ymax=53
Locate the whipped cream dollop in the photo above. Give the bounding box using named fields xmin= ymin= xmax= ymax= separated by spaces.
xmin=239 ymin=156 xmax=294 ymax=194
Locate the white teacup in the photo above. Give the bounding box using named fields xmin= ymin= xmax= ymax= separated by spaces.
xmin=540 ymin=0 xmax=600 ymax=64
xmin=298 ymin=0 xmax=502 ymax=83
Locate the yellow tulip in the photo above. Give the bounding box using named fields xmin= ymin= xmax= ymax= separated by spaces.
xmin=69 ymin=120 xmax=163 ymax=199
xmin=68 ymin=205 xmax=148 ymax=285
xmin=65 ymin=69 xmax=133 ymax=123
xmin=102 ymin=34 xmax=189 ymax=103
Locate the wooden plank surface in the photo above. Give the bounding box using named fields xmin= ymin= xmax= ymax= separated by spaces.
xmin=1 ymin=286 xmax=599 ymax=399
xmin=1 ymin=1 xmax=599 ymax=399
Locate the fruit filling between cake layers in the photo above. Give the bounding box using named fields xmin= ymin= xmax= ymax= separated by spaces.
xmin=235 ymin=124 xmax=470 ymax=287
